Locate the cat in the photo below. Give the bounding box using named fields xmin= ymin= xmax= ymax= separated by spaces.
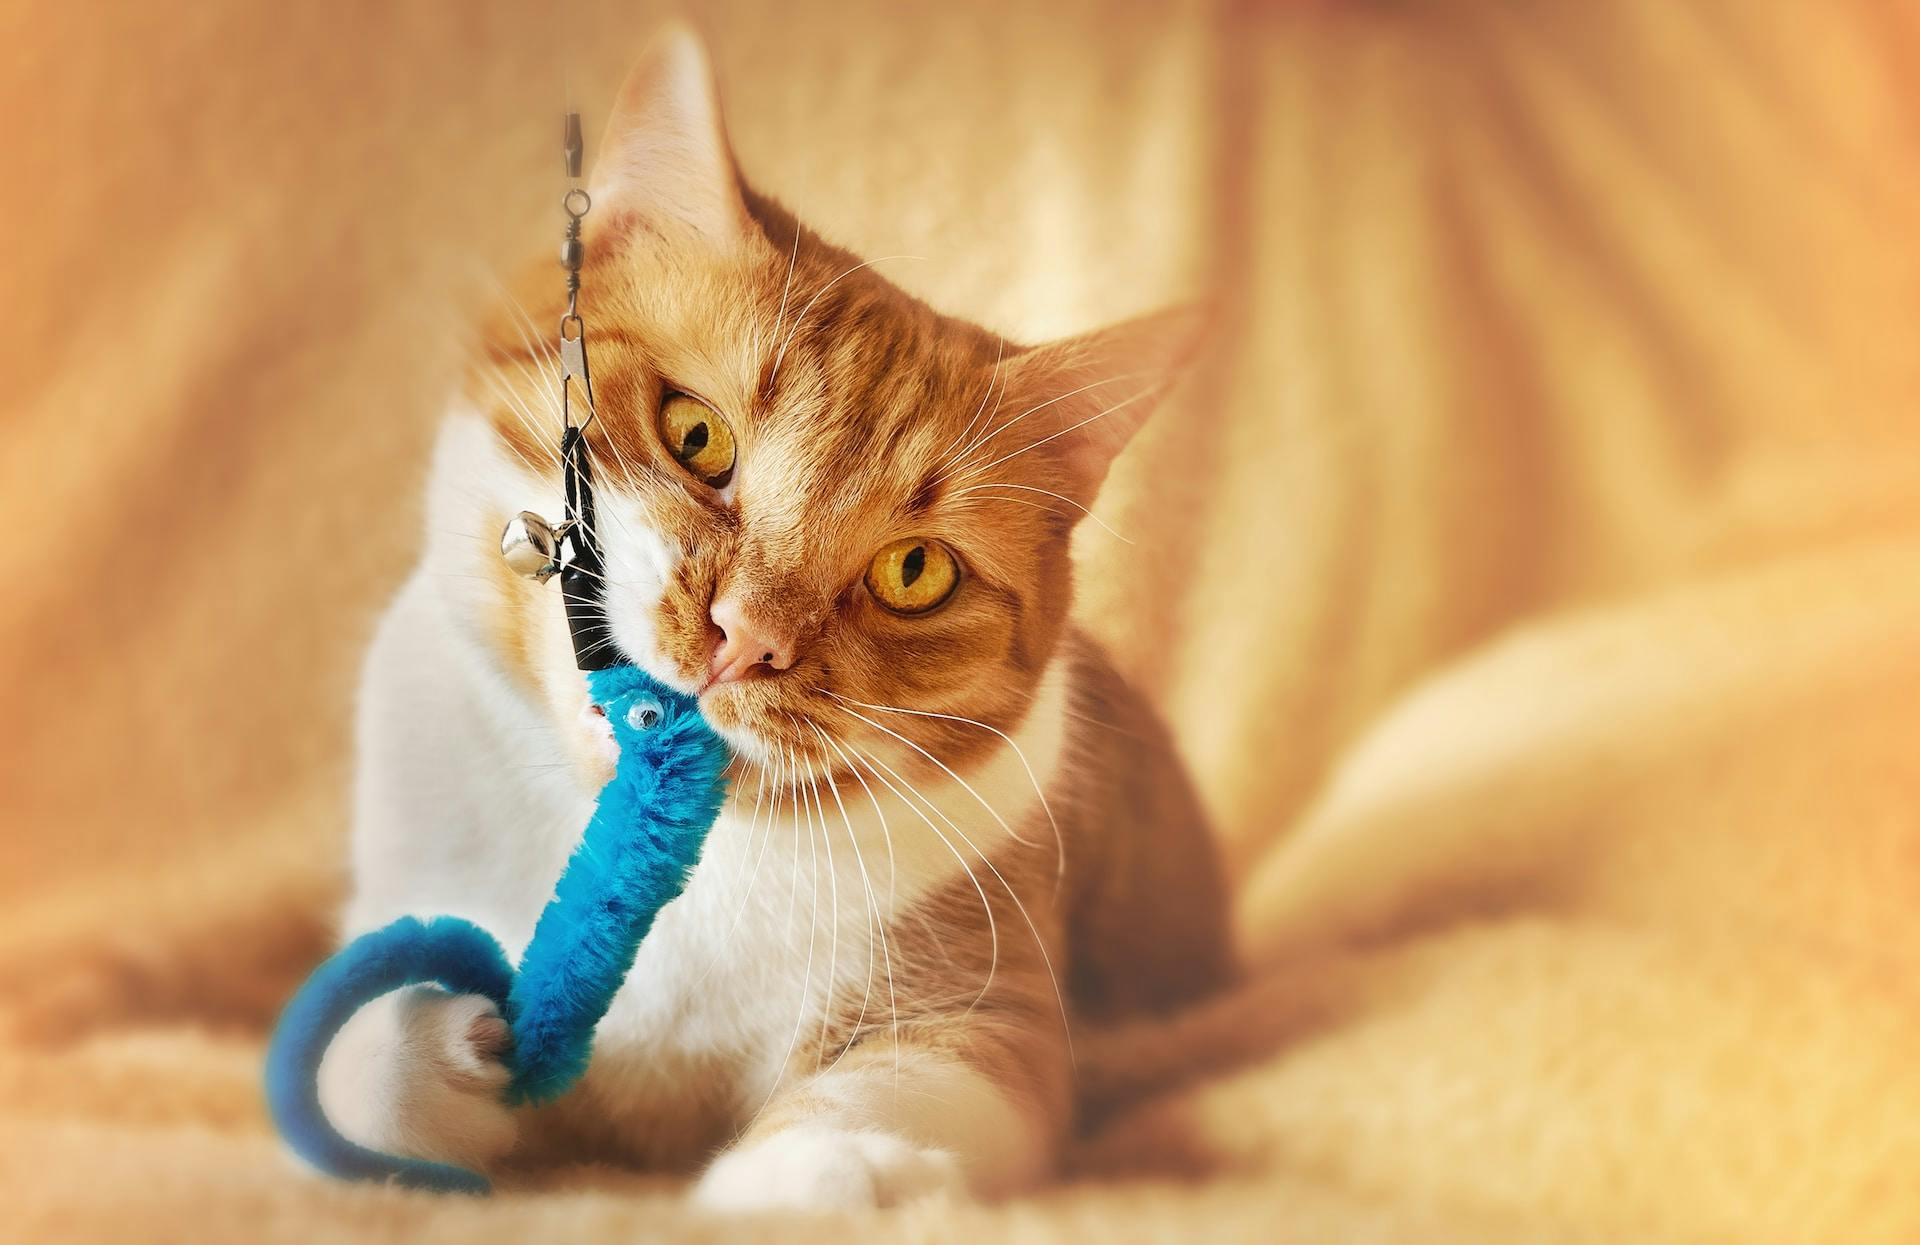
xmin=315 ymin=22 xmax=1232 ymax=1213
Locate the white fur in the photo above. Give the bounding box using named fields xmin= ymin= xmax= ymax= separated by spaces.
xmin=315 ymin=986 xmax=515 ymax=1171
xmin=328 ymin=410 xmax=1066 ymax=1206
xmin=692 ymin=1048 xmax=1047 ymax=1209
xmin=694 ymin=1125 xmax=962 ymax=1212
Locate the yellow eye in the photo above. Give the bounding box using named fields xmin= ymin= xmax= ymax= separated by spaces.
xmin=658 ymin=393 xmax=736 ymax=487
xmin=865 ymin=538 xmax=959 ymax=615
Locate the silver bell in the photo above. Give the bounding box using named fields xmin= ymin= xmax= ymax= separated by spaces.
xmin=500 ymin=510 xmax=562 ymax=580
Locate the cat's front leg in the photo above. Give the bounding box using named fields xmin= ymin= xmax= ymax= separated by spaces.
xmin=313 ymin=984 xmax=518 ymax=1173
xmin=694 ymin=1038 xmax=1060 ymax=1213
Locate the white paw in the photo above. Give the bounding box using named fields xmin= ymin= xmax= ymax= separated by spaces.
xmin=694 ymin=1125 xmax=965 ymax=1213
xmin=315 ymin=985 xmax=517 ymax=1172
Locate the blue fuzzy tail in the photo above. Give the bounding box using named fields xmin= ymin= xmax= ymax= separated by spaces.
xmin=264 ymin=916 xmax=514 ymax=1194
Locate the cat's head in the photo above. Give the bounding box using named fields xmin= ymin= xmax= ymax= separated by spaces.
xmin=460 ymin=25 xmax=1197 ymax=789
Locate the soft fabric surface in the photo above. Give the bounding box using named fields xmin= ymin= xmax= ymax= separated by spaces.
xmin=5 ymin=1 xmax=1920 ymax=1241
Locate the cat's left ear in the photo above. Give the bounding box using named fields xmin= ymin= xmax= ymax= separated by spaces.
xmin=591 ymin=22 xmax=753 ymax=248
xmin=991 ymin=306 xmax=1208 ymax=506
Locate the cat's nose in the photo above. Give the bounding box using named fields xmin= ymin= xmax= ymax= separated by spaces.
xmin=706 ymin=596 xmax=795 ymax=688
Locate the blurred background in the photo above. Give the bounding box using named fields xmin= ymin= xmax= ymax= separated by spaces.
xmin=6 ymin=1 xmax=1920 ymax=1241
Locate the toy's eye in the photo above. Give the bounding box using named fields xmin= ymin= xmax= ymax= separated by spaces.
xmin=865 ymin=538 xmax=960 ymax=615
xmin=658 ymin=393 xmax=735 ymax=489
xmin=625 ymin=695 xmax=664 ymax=732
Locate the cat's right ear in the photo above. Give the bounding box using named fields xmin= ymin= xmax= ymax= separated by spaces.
xmin=591 ymin=22 xmax=753 ymax=248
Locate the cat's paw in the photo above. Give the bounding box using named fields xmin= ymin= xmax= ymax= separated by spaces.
xmin=693 ymin=1125 xmax=965 ymax=1213
xmin=315 ymin=985 xmax=517 ymax=1172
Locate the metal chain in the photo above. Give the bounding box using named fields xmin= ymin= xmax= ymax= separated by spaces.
xmin=558 ymin=111 xmax=594 ymax=433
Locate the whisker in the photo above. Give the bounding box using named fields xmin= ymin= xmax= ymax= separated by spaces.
xmin=473 ymin=357 xmax=561 ymax=441
xmin=484 ymin=270 xmax=565 ymax=373
xmin=938 ymin=338 xmax=1006 ymax=465
xmin=935 ymin=370 xmax=1154 ymax=484
xmin=826 ymin=691 xmax=1064 ymax=895
xmin=838 ymin=738 xmax=1001 ymax=1021
xmin=829 ymin=699 xmax=1047 ymax=856
xmin=731 ymin=755 xmax=772 ymax=891
xmin=793 ymin=722 xmax=843 ymax=1072
xmin=693 ymin=751 xmax=776 ymax=988
xmin=835 ymin=713 xmax=1074 ymax=1063
xmin=815 ymin=729 xmax=898 ymax=917
xmin=767 ymin=255 xmax=926 ymax=397
xmin=809 ymin=722 xmax=897 ymax=1088
xmin=949 ymin=386 xmax=1161 ymax=486
xmin=951 ymin=483 xmax=1133 ymax=544
xmin=748 ymin=742 xmax=821 ymax=1127
xmin=476 ymin=381 xmax=564 ymax=476
xmin=468 ymin=328 xmax=633 ymax=560
xmin=577 ymin=436 xmax=651 ymax=555
xmin=766 ymin=225 xmax=803 ymax=383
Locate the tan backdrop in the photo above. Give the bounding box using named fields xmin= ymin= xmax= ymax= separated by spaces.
xmin=5 ymin=1 xmax=1920 ymax=1242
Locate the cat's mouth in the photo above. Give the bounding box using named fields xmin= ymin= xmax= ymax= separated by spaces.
xmin=694 ymin=678 xmax=848 ymax=789
xmin=695 ymin=663 xmax=775 ymax=696
xmin=697 ymin=677 xmax=792 ymax=757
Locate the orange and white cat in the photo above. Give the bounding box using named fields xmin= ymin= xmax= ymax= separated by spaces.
xmin=317 ymin=24 xmax=1230 ymax=1212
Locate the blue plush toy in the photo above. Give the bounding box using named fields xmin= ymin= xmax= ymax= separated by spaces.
xmin=264 ymin=665 xmax=730 ymax=1194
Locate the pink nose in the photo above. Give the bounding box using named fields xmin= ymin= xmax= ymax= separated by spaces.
xmin=707 ymin=596 xmax=795 ymax=688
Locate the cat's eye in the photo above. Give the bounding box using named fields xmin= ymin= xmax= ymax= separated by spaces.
xmin=658 ymin=393 xmax=736 ymax=488
xmin=865 ymin=538 xmax=960 ymax=615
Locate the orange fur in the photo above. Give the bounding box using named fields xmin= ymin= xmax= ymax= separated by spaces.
xmin=448 ymin=29 xmax=1230 ymax=1178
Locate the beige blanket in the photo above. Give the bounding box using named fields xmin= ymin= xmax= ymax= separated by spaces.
xmin=6 ymin=1 xmax=1920 ymax=1240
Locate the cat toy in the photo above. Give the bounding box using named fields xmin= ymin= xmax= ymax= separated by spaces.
xmin=264 ymin=113 xmax=731 ymax=1195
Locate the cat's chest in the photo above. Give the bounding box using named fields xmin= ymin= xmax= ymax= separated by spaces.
xmin=540 ymin=796 xmax=948 ymax=1163
xmin=601 ymin=808 xmax=864 ymax=1062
